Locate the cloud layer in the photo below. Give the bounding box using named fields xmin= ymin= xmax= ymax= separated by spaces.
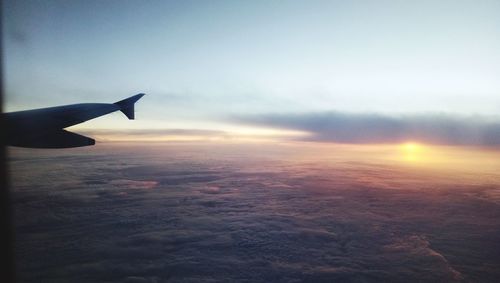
xmin=9 ymin=144 xmax=500 ymax=282
xmin=233 ymin=112 xmax=500 ymax=145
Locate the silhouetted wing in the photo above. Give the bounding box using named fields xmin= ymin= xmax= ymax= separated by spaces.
xmin=4 ymin=93 xmax=145 ymax=148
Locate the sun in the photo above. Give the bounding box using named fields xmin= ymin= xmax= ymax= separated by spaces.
xmin=403 ymin=142 xmax=420 ymax=152
xmin=401 ymin=142 xmax=422 ymax=162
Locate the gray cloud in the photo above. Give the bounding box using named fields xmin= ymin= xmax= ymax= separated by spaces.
xmin=232 ymin=111 xmax=500 ymax=145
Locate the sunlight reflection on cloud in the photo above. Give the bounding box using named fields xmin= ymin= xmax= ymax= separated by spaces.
xmin=110 ymin=179 xmax=159 ymax=189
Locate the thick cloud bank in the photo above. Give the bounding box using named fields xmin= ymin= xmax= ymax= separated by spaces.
xmin=10 ymin=144 xmax=500 ymax=282
xmin=234 ymin=112 xmax=500 ymax=145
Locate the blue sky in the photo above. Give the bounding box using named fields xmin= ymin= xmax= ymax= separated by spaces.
xmin=3 ymin=0 xmax=500 ymax=142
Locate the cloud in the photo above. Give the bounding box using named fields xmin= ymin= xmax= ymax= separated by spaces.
xmin=76 ymin=128 xmax=230 ymax=142
xmin=232 ymin=111 xmax=500 ymax=145
xmin=110 ymin=179 xmax=158 ymax=189
xmin=10 ymin=144 xmax=500 ymax=282
xmin=79 ymin=129 xmax=227 ymax=137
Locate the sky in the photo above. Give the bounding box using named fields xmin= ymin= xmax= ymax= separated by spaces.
xmin=6 ymin=2 xmax=500 ymax=280
xmin=3 ymin=0 xmax=500 ymax=144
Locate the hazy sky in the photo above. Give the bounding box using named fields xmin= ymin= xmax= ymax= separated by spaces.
xmin=3 ymin=0 xmax=500 ymax=140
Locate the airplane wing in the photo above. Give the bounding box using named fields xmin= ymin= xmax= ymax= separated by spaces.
xmin=3 ymin=93 xmax=145 ymax=148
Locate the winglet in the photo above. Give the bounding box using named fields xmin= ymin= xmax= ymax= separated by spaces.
xmin=114 ymin=93 xmax=145 ymax=120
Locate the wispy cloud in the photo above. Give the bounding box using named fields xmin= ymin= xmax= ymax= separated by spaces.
xmin=75 ymin=127 xmax=305 ymax=143
xmin=76 ymin=128 xmax=229 ymax=142
xmin=78 ymin=128 xmax=227 ymax=137
xmin=232 ymin=112 xmax=500 ymax=145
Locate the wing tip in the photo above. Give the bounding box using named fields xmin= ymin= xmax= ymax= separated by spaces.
xmin=114 ymin=93 xmax=146 ymax=120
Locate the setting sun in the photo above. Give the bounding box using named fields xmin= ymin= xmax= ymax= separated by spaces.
xmin=401 ymin=142 xmax=423 ymax=162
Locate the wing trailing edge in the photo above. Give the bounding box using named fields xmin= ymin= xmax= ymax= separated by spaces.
xmin=9 ymin=130 xmax=95 ymax=148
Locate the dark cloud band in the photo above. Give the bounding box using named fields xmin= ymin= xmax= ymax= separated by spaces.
xmin=233 ymin=112 xmax=500 ymax=145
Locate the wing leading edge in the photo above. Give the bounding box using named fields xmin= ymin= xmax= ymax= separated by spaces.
xmin=3 ymin=93 xmax=145 ymax=148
